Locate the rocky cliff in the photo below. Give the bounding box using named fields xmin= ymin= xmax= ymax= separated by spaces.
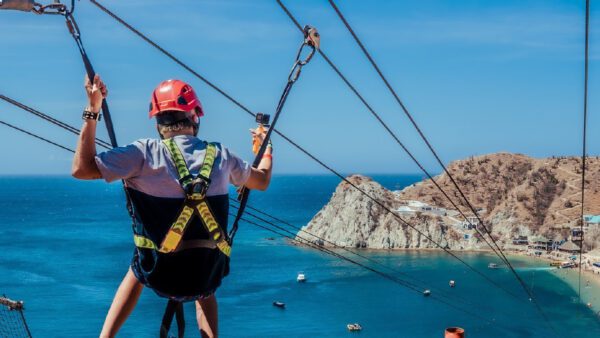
xmin=299 ymin=153 xmax=600 ymax=250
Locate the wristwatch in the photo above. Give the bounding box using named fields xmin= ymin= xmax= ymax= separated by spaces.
xmin=82 ymin=109 xmax=102 ymax=121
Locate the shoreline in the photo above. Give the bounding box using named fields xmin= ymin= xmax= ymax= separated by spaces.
xmin=507 ymin=250 xmax=600 ymax=313
xmin=291 ymin=240 xmax=600 ymax=312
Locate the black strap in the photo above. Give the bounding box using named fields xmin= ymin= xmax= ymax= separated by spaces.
xmin=159 ymin=300 xmax=185 ymax=338
xmin=228 ymin=81 xmax=293 ymax=242
xmin=229 ymin=26 xmax=318 ymax=243
xmin=64 ymin=12 xmax=137 ymax=224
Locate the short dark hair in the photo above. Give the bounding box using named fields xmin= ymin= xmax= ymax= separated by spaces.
xmin=157 ymin=118 xmax=196 ymax=135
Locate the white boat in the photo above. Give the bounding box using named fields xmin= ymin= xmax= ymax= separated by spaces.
xmin=488 ymin=263 xmax=499 ymax=269
xmin=297 ymin=273 xmax=306 ymax=282
xmin=347 ymin=323 xmax=362 ymax=331
xmin=423 ymin=289 xmax=431 ymax=297
xmin=449 ymin=280 xmax=455 ymax=288
xmin=560 ymin=261 xmax=575 ymax=269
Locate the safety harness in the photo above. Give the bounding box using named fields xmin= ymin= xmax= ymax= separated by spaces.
xmin=133 ymin=139 xmax=231 ymax=257
xmin=1 ymin=3 xmax=319 ymax=336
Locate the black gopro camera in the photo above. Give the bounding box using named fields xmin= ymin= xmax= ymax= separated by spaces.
xmin=255 ymin=113 xmax=270 ymax=126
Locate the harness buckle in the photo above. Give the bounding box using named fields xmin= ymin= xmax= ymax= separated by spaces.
xmin=185 ymin=175 xmax=211 ymax=199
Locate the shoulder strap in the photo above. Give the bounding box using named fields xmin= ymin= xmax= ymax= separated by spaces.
xmin=163 ymin=138 xmax=194 ymax=188
xmin=162 ymin=139 xmax=218 ymax=189
xmin=199 ymin=142 xmax=217 ymax=181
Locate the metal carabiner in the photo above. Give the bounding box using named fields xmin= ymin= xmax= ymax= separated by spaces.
xmin=289 ymin=25 xmax=320 ymax=82
xmin=294 ymin=25 xmax=320 ymax=66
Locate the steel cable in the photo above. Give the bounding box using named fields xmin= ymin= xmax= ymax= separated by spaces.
xmin=319 ymin=0 xmax=558 ymax=333
xmin=87 ymin=0 xmax=531 ymax=304
xmin=321 ymin=0 xmax=540 ymax=305
xmin=0 ymin=119 xmax=75 ymax=153
xmin=0 ymin=116 xmax=535 ymax=331
xmin=276 ymin=0 xmax=514 ymax=277
xmin=578 ymin=0 xmax=590 ymax=302
xmin=0 ymin=94 xmax=111 ymax=149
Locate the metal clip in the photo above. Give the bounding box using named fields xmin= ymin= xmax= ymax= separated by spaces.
xmin=289 ymin=25 xmax=320 ymax=83
xmin=186 ymin=176 xmax=210 ymax=199
xmin=32 ymin=1 xmax=67 ymax=15
xmin=303 ymin=25 xmax=320 ymax=50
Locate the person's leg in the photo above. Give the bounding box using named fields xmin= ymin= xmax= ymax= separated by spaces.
xmin=195 ymin=295 xmax=218 ymax=338
xmin=100 ymin=267 xmax=144 ymax=338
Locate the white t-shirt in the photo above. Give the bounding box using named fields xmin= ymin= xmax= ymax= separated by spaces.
xmin=95 ymin=135 xmax=251 ymax=198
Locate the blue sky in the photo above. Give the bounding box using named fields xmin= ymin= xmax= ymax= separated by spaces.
xmin=1 ymin=0 xmax=598 ymax=175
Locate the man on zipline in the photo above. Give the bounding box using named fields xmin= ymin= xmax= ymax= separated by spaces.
xmin=72 ymin=74 xmax=273 ymax=338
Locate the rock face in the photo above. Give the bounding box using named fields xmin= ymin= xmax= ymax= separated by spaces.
xmin=299 ymin=153 xmax=600 ymax=250
xmin=299 ymin=175 xmax=464 ymax=250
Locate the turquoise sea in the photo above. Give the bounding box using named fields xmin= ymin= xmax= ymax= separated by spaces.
xmin=1 ymin=175 xmax=600 ymax=337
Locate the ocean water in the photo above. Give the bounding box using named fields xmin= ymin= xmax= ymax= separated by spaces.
xmin=1 ymin=175 xmax=600 ymax=338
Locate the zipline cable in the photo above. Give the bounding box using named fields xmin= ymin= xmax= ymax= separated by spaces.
xmin=276 ymin=0 xmax=512 ymax=274
xmin=229 ymin=26 xmax=319 ymax=243
xmin=579 ymin=0 xmax=590 ymax=302
xmin=0 ymin=110 xmax=507 ymax=323
xmin=231 ymin=211 xmax=531 ymax=333
xmin=0 ymin=94 xmax=112 ymax=149
xmin=230 ymin=201 xmax=529 ymax=315
xmin=0 ymin=119 xmax=74 ymax=153
xmin=0 ymin=91 xmax=526 ymax=319
xmin=319 ymin=0 xmax=556 ymax=332
xmin=234 ymin=197 xmax=527 ymax=306
xmin=89 ymin=0 xmax=255 ymax=118
xmin=321 ymin=0 xmax=535 ymax=301
xmin=88 ymin=0 xmax=528 ymax=304
xmin=0 ymin=115 xmax=527 ymax=329
xmin=275 ymin=0 xmax=534 ymax=302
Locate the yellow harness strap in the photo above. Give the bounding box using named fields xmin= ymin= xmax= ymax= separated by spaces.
xmin=133 ymin=139 xmax=231 ymax=256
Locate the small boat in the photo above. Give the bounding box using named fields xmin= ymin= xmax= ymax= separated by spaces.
xmin=488 ymin=263 xmax=499 ymax=269
xmin=560 ymin=261 xmax=575 ymax=269
xmin=449 ymin=280 xmax=455 ymax=288
xmin=347 ymin=323 xmax=362 ymax=331
xmin=272 ymin=301 xmax=285 ymax=309
xmin=265 ymin=237 xmax=275 ymax=241
xmin=297 ymin=273 xmax=306 ymax=283
xmin=550 ymin=261 xmax=561 ymax=267
xmin=423 ymin=289 xmax=431 ymax=297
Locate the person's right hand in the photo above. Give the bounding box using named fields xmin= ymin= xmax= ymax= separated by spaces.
xmin=84 ymin=74 xmax=107 ymax=113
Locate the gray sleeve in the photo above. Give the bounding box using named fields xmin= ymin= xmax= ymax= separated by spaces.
xmin=221 ymin=145 xmax=251 ymax=187
xmin=95 ymin=140 xmax=146 ymax=183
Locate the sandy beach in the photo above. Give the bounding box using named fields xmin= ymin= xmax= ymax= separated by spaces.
xmin=509 ymin=251 xmax=600 ymax=314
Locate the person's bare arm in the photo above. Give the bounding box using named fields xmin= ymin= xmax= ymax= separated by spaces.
xmin=72 ymin=74 xmax=106 ymax=180
xmin=243 ymin=128 xmax=272 ymax=191
xmin=245 ymin=149 xmax=272 ymax=191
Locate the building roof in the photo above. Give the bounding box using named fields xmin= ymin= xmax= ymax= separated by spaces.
xmin=559 ymin=241 xmax=580 ymax=252
xmin=584 ymin=215 xmax=600 ymax=223
xmin=530 ymin=236 xmax=549 ymax=243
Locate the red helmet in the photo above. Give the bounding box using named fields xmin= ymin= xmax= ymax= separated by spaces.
xmin=149 ymin=79 xmax=204 ymax=123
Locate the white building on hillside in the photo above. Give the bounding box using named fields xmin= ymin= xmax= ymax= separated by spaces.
xmin=396 ymin=200 xmax=449 ymax=216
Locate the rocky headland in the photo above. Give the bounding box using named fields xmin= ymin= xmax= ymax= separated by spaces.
xmin=298 ymin=153 xmax=600 ymax=251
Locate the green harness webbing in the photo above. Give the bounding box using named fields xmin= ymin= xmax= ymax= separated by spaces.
xmin=133 ymin=139 xmax=231 ymax=256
